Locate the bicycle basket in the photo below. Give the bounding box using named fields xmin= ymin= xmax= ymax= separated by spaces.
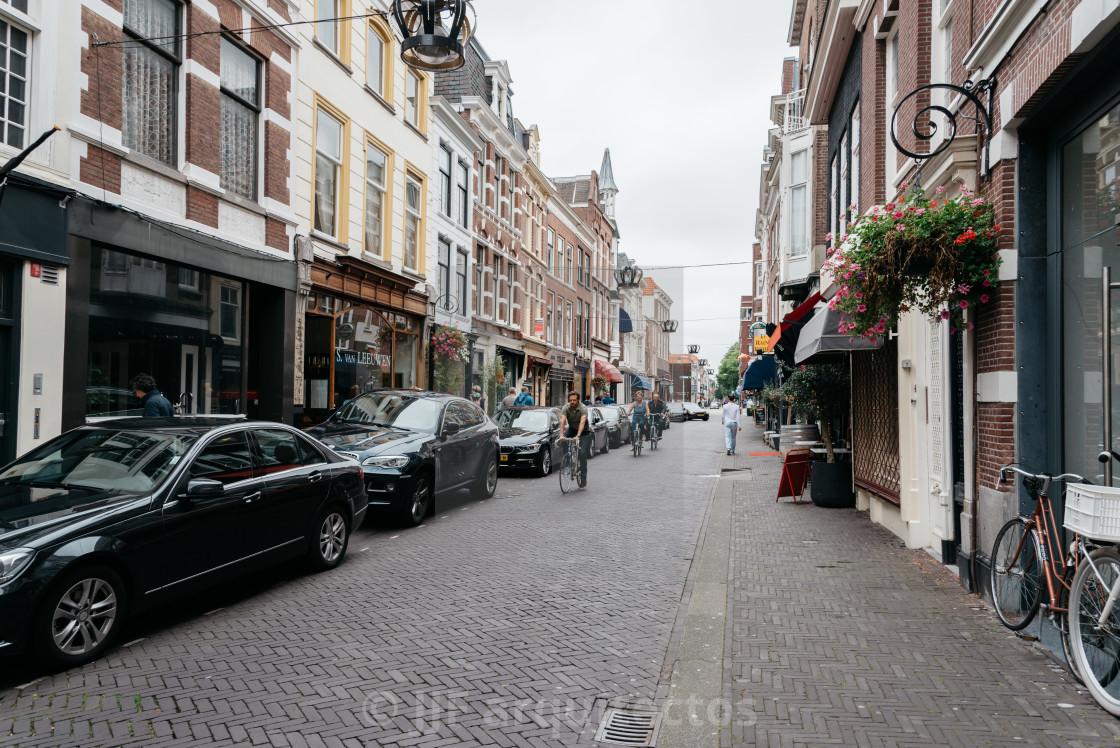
xmin=1064 ymin=483 xmax=1120 ymax=542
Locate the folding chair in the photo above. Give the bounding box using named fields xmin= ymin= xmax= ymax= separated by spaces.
xmin=776 ymin=447 xmax=813 ymax=504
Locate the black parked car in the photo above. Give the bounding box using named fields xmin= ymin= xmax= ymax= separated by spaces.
xmin=584 ymin=408 xmax=611 ymax=456
xmin=683 ymin=402 xmax=711 ymax=421
xmin=0 ymin=419 xmax=366 ymax=667
xmin=307 ymin=390 xmax=499 ymax=527
xmin=665 ymin=402 xmax=689 ymax=423
xmin=599 ymin=405 xmax=632 ymax=448
xmin=495 ymin=407 xmax=563 ymax=476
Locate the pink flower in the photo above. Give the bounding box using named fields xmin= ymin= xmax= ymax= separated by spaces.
xmin=958 ymin=284 xmax=971 ymax=294
xmin=845 ymin=272 xmax=853 ymax=278
xmin=966 ymin=323 xmax=975 ymax=331
xmin=936 ymin=186 xmax=945 ymax=194
xmin=983 ymin=279 xmax=991 ymax=287
xmin=959 ymin=184 xmax=968 ymax=192
xmin=886 ymin=203 xmax=896 ymax=210
xmin=825 ymin=232 xmax=833 ymax=241
xmin=940 ymin=310 xmax=951 ymax=320
xmin=893 ymin=211 xmax=905 ymax=219
xmin=900 ymin=181 xmax=909 ymax=190
xmin=854 ymin=292 xmax=862 ymax=299
xmin=895 ymin=223 xmax=906 ymax=231
xmin=980 ymin=294 xmax=989 ymax=303
xmin=982 ymin=269 xmax=990 ymax=276
xmin=959 ymin=300 xmax=969 ymax=309
xmin=971 ymin=198 xmax=985 ymax=207
xmin=916 ymin=208 xmax=926 ymax=216
xmin=857 ymin=304 xmax=867 ymax=312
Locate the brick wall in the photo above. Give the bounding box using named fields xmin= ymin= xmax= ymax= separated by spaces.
xmin=860 ymin=22 xmax=885 ymax=209
xmin=79 ymin=8 xmax=122 ymax=130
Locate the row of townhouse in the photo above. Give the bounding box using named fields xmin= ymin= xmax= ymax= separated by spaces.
xmin=751 ymin=0 xmax=1120 ymax=595
xmin=0 ymin=0 xmax=671 ymax=463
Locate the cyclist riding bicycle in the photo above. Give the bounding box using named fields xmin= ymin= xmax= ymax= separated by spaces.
xmin=626 ymin=390 xmax=652 ymax=454
xmin=647 ymin=391 xmax=667 ymax=442
xmin=558 ymin=390 xmax=590 ymax=487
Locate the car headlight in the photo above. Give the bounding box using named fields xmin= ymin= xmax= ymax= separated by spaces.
xmin=0 ymin=549 xmax=34 ymax=584
xmin=362 ymin=455 xmax=409 ymax=469
xmin=516 ymin=444 xmax=542 ymax=453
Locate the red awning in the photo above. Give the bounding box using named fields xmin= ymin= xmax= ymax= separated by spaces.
xmin=767 ymin=292 xmax=822 ymax=353
xmin=594 ymin=360 xmax=624 ymax=383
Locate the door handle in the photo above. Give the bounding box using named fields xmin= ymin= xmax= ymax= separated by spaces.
xmin=308 ymin=470 xmax=324 ymax=483
xmin=244 ymin=491 xmax=262 ymax=504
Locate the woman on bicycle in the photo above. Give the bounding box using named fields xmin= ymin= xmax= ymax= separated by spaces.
xmin=626 ymin=390 xmax=651 ymax=454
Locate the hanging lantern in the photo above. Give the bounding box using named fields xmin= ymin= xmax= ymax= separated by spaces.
xmin=614 ymin=262 xmax=644 ymax=289
xmin=688 ymin=344 xmax=700 ymax=355
xmin=662 ymin=319 xmax=679 ymax=333
xmin=392 ymin=0 xmax=475 ymax=72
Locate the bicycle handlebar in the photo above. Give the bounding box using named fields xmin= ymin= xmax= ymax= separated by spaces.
xmin=1099 ymin=450 xmax=1120 ymax=465
xmin=997 ymin=464 xmax=1090 ymax=494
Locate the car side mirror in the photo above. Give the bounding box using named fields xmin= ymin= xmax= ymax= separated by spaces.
xmin=443 ymin=422 xmax=461 ymax=437
xmin=185 ymin=478 xmax=225 ymax=500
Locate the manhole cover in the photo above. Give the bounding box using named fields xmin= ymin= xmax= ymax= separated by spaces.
xmin=594 ymin=708 xmax=661 ymax=746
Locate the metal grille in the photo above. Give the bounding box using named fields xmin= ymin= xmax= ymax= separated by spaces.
xmin=594 ymin=709 xmax=661 ymax=746
xmin=852 ymin=338 xmax=901 ymax=503
xmin=38 ymin=265 xmax=59 ymax=285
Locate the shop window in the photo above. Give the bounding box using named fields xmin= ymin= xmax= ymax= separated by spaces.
xmin=219 ymin=37 xmax=260 ymax=200
xmin=122 ymin=0 xmax=180 ymax=166
xmin=314 ymin=107 xmax=344 ymax=238
xmin=220 ymin=284 xmax=241 ymax=342
xmin=404 ymin=174 xmax=422 ymax=270
xmin=0 ymin=16 xmax=29 ymax=148
xmin=364 ymin=144 xmax=387 ymax=256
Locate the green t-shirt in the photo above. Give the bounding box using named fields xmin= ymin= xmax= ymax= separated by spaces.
xmin=561 ymin=403 xmax=588 ymax=431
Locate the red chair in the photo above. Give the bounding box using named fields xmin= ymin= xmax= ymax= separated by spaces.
xmin=776 ymin=448 xmax=813 ymax=504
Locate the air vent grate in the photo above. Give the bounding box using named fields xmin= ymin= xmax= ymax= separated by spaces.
xmin=594 ymin=708 xmax=660 ymax=746
xmin=40 ymin=265 xmax=60 ymax=285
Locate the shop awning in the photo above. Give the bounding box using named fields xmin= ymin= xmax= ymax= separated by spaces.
xmin=768 ymin=292 xmax=822 ymax=366
xmin=630 ymin=373 xmax=652 ymax=391
xmin=741 ymin=354 xmax=778 ymax=391
xmin=619 ymin=309 xmax=634 ymax=333
xmin=594 ymin=359 xmax=624 ymax=383
xmin=794 ymin=303 xmax=884 ymax=364
xmin=526 ymin=356 xmax=552 ymax=370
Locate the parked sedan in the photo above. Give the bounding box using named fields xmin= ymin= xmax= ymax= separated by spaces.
xmin=495 ymin=407 xmax=563 ymax=476
xmin=665 ymin=402 xmax=689 ymax=423
xmin=307 ymin=390 xmax=499 ymax=527
xmin=0 ymin=418 xmax=366 ymax=667
xmin=599 ymin=405 xmax=632 ymax=448
xmin=683 ymin=402 xmax=711 ymax=421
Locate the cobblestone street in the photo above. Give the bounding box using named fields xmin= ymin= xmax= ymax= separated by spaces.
xmin=4 ymin=418 xmax=1120 ymax=747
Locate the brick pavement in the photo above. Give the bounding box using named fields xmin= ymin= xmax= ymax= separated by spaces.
xmin=721 ymin=425 xmax=1120 ymax=747
xmin=0 ymin=418 xmax=725 ymax=747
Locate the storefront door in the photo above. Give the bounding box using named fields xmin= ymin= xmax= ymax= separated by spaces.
xmin=180 ymin=344 xmax=201 ymax=414
xmin=0 ymin=260 xmax=16 ymax=463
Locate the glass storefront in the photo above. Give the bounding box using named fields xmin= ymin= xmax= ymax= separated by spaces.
xmin=1062 ymin=100 xmax=1120 ymax=484
xmin=303 ymin=293 xmax=421 ymax=421
xmin=86 ymin=246 xmax=245 ymax=417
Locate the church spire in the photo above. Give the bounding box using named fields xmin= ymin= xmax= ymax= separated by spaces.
xmin=599 ymin=148 xmax=618 ymax=217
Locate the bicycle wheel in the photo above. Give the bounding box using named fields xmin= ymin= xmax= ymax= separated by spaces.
xmin=990 ymin=517 xmax=1042 ymax=630
xmin=1069 ymin=546 xmax=1120 ymax=715
xmin=559 ymin=453 xmax=574 ymax=494
xmin=1058 ymin=580 xmax=1085 ymax=685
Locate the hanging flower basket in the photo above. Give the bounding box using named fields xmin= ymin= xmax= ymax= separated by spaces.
xmin=824 ymin=183 xmax=1002 ymax=340
xmin=430 ymin=325 xmax=470 ymax=363
xmin=591 ymin=375 xmax=609 ymax=393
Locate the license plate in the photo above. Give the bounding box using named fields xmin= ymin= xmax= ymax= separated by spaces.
xmin=500 ymin=454 xmax=509 ymax=462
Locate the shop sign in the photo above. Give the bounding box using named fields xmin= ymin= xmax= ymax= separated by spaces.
xmin=336 ymin=348 xmax=390 ymax=368
xmin=336 ymin=322 xmax=355 ymax=341
xmin=753 ymin=334 xmax=769 ymax=352
xmin=29 ymin=263 xmax=41 ymax=278
xmin=534 ymin=318 xmax=544 ymax=336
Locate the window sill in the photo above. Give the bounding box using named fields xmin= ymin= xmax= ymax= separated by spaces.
xmin=122 ymin=151 xmax=188 ymax=185
xmin=313 ymin=37 xmax=353 ymax=76
xmin=310 ymin=230 xmax=350 ymax=252
xmin=222 ymin=191 xmax=268 ymax=217
xmin=362 ymin=252 xmax=392 ymax=270
xmin=404 ymin=119 xmax=428 ymax=141
xmin=364 ymin=85 xmax=396 ymax=114
xmin=401 ymin=267 xmax=426 ymax=282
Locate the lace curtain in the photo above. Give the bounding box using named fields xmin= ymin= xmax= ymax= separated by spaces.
xmin=122 ymin=0 xmax=178 ymax=165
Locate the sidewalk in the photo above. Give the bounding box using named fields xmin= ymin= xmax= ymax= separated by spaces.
xmin=661 ymin=424 xmax=1120 ymax=748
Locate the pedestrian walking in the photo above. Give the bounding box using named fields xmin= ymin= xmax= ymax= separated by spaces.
xmin=500 ymin=387 xmax=518 ymax=409
xmin=514 ymin=385 xmax=534 ymax=406
xmin=722 ymin=392 xmax=742 ymax=455
xmin=130 ymin=373 xmax=175 ymax=417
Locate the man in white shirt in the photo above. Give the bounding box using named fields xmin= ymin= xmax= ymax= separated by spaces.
xmin=721 ymin=392 xmax=742 ymax=455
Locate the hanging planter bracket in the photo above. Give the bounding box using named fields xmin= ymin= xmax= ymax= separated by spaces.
xmin=889 ymin=76 xmax=997 ymax=180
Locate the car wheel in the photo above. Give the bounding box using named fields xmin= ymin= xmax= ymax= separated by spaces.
xmin=473 ymin=454 xmax=498 ymax=499
xmin=602 ymin=437 xmax=609 ymax=454
xmin=309 ymin=504 xmax=350 ymax=570
xmin=539 ymin=448 xmax=552 ymax=477
xmin=36 ymin=564 xmax=126 ymax=667
xmin=398 ymin=474 xmax=432 ymax=527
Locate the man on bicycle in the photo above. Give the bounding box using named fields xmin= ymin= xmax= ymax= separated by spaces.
xmin=626 ymin=390 xmax=651 ymax=453
xmin=559 ymin=390 xmax=590 ymax=487
xmin=647 ymin=391 xmax=667 ymax=442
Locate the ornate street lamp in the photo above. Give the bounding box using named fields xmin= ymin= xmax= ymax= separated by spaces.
xmin=687 ymin=344 xmax=700 ymax=355
xmin=392 ymin=0 xmax=476 ymax=72
xmin=662 ymin=319 xmax=679 ymax=333
xmin=699 ymin=358 xmax=708 ymax=367
xmin=614 ymin=262 xmax=644 ymax=289
xmin=706 ymin=368 xmax=714 ymax=375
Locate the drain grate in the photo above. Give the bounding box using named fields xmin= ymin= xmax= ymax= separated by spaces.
xmin=594 ymin=708 xmax=661 ymax=746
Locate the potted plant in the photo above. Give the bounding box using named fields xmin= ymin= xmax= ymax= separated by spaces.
xmin=782 ymin=362 xmax=853 ymax=508
xmin=824 ymin=183 xmax=1002 ymax=340
xmin=591 ymin=375 xmax=608 ymax=396
xmin=431 ymin=325 xmax=470 ymax=395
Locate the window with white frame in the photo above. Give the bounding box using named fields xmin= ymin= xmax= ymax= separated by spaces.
xmin=839 ymin=131 xmax=849 ymax=236
xmin=565 ymin=301 xmax=572 ymax=349
xmin=314 ymin=108 xmax=343 ymax=237
xmin=430 ymin=146 xmax=450 ymax=220
xmin=790 ymin=149 xmax=808 ymax=258
xmin=850 ymin=104 xmax=860 ymax=215
xmin=547 ymin=291 xmax=554 ymax=344
xmin=405 ymin=70 xmax=421 ymax=128
xmin=566 ymin=240 xmax=573 ymax=284
xmin=507 ymin=263 xmax=516 ymax=325
xmin=474 ymin=245 xmax=484 ymax=314
xmin=364 ymin=144 xmax=387 ymax=256
xmin=219 ymin=37 xmax=260 ymax=200
xmin=438 ymin=237 xmax=452 ymax=305
xmin=122 ymin=0 xmax=180 ymax=166
xmin=829 ymin=154 xmax=839 ymax=241
xmin=457 ymin=161 xmax=469 ymax=227
xmin=0 ymin=14 xmax=28 ymax=149
xmin=317 ymin=0 xmax=339 ymax=55
xmin=888 ymin=31 xmax=899 ymax=103
xmin=493 ymin=255 xmax=503 ymax=319
xmin=404 ymin=175 xmax=422 ymax=270
xmin=546 ymin=229 xmax=554 ymax=275
xmin=456 ymin=249 xmax=467 ymax=315
xmin=367 ymin=22 xmax=387 ymax=97
xmin=219 ymin=284 xmax=241 ymax=341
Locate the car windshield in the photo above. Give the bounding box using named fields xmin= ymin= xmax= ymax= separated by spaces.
xmin=330 ymin=392 xmax=441 ymax=433
xmin=493 ymin=410 xmax=550 ymax=431
xmin=668 ymin=403 xmax=684 ymax=411
xmin=0 ymin=428 xmax=198 ymax=493
xmin=600 ymin=408 xmax=620 ymax=423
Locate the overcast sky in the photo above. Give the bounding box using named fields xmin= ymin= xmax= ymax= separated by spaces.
xmin=473 ymin=0 xmax=795 ymax=366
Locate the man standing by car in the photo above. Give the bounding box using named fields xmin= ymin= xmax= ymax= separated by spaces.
xmin=130 ymin=374 xmax=174 ymax=417
xmin=722 ymin=392 xmax=742 ymax=455
xmin=559 ymin=390 xmax=590 ymax=487
xmin=515 ymin=385 xmax=534 ymax=406
xmin=501 ymin=387 xmax=518 ymax=409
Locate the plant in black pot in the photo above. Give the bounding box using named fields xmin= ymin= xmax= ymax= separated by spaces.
xmin=783 ymin=362 xmax=854 ymax=507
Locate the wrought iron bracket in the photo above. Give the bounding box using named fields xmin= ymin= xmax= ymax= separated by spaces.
xmin=434 ymin=294 xmax=459 ymax=314
xmin=889 ymin=76 xmax=997 ymax=179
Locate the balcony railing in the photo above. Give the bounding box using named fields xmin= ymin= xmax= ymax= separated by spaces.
xmin=783 ymin=89 xmax=808 ymax=135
